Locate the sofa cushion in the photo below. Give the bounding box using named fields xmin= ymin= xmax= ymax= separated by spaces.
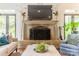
xmin=0 ymin=42 xmax=17 ymax=56
xmin=67 ymin=34 xmax=79 ymax=45
xmin=60 ymin=43 xmax=79 ymax=50
xmin=0 ymin=45 xmax=8 ymax=56
xmin=60 ymin=47 xmax=79 ymax=56
xmin=0 ymin=35 xmax=9 ymax=46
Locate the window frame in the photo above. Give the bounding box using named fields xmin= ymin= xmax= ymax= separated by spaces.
xmin=0 ymin=14 xmax=16 ymax=37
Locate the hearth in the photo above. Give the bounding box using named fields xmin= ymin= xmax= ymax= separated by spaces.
xmin=30 ymin=26 xmax=50 ymax=40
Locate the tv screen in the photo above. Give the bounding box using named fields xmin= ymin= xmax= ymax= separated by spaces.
xmin=28 ymin=5 xmax=52 ymax=20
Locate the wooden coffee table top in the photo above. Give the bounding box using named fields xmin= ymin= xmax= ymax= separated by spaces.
xmin=21 ymin=44 xmax=61 ymax=56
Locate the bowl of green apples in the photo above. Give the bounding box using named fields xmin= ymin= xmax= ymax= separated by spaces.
xmin=34 ymin=43 xmax=48 ymax=53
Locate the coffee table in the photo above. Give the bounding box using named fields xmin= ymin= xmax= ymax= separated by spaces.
xmin=21 ymin=44 xmax=61 ymax=56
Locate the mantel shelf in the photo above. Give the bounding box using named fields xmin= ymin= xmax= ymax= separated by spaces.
xmin=24 ymin=20 xmax=58 ymax=25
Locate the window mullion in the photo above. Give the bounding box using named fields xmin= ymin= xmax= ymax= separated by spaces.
xmin=71 ymin=15 xmax=74 ymax=33
xmin=6 ymin=15 xmax=9 ymax=34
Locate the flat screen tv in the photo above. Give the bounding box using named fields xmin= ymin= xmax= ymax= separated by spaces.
xmin=28 ymin=5 xmax=52 ymax=20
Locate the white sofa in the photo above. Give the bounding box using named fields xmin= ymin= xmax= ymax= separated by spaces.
xmin=0 ymin=42 xmax=17 ymax=56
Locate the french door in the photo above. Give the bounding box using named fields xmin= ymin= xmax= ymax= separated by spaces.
xmin=64 ymin=14 xmax=79 ymax=39
xmin=0 ymin=14 xmax=16 ymax=37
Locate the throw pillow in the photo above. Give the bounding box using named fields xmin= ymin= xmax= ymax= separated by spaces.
xmin=0 ymin=35 xmax=9 ymax=46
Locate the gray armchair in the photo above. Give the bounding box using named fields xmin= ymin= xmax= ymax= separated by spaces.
xmin=60 ymin=33 xmax=79 ymax=56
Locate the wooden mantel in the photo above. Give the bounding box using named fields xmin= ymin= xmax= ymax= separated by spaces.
xmin=24 ymin=20 xmax=58 ymax=25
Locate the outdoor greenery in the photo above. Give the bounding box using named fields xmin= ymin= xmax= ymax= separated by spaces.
xmin=65 ymin=22 xmax=79 ymax=38
xmin=0 ymin=16 xmax=6 ymax=36
xmin=9 ymin=16 xmax=15 ymax=37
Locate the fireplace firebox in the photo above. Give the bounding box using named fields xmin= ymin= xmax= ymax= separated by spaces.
xmin=30 ymin=26 xmax=50 ymax=40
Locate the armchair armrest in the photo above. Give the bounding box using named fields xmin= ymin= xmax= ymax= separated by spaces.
xmin=61 ymin=39 xmax=68 ymax=44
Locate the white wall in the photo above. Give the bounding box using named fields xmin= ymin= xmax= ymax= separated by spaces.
xmin=57 ymin=3 xmax=79 ymax=26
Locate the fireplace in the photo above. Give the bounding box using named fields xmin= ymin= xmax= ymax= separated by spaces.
xmin=30 ymin=26 xmax=50 ymax=40
xmin=23 ymin=20 xmax=58 ymax=41
xmin=21 ymin=4 xmax=60 ymax=48
xmin=23 ymin=20 xmax=60 ymax=48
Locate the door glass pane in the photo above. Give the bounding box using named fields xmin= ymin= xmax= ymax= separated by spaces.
xmin=73 ymin=16 xmax=79 ymax=31
xmin=0 ymin=16 xmax=6 ymax=36
xmin=64 ymin=15 xmax=72 ymax=39
xmin=9 ymin=16 xmax=15 ymax=37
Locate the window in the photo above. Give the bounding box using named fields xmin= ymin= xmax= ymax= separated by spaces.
xmin=64 ymin=14 xmax=79 ymax=39
xmin=0 ymin=14 xmax=16 ymax=37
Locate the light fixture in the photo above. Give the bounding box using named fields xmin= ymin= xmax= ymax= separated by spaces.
xmin=53 ymin=10 xmax=58 ymax=16
xmin=21 ymin=7 xmax=26 ymax=16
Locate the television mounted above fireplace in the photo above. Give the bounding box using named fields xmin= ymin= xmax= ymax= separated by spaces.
xmin=28 ymin=5 xmax=52 ymax=20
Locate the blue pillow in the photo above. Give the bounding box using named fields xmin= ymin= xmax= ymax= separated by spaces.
xmin=0 ymin=35 xmax=9 ymax=46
